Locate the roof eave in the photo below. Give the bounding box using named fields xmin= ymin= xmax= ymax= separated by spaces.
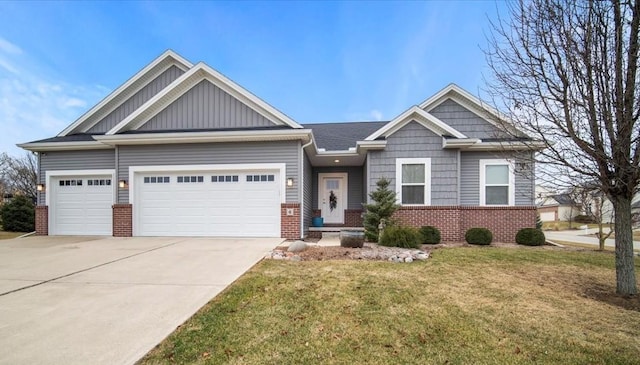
xmin=17 ymin=141 xmax=114 ymax=152
xmin=93 ymin=129 xmax=312 ymax=145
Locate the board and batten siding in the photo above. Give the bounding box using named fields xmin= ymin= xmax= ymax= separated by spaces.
xmin=38 ymin=149 xmax=116 ymax=205
xmin=87 ymin=66 xmax=185 ymax=133
xmin=368 ymin=121 xmax=458 ymax=206
xmin=312 ymin=166 xmax=364 ymax=210
xmin=460 ymin=151 xmax=534 ymax=206
xmin=302 ymin=152 xmax=313 ymax=236
xmin=117 ymin=141 xmax=299 ymax=204
xmin=429 ymin=99 xmax=508 ymax=140
xmin=139 ymin=80 xmax=276 ymax=131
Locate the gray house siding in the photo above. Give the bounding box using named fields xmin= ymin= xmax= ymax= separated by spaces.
xmin=312 ymin=166 xmax=364 ymax=210
xmin=429 ymin=99 xmax=507 ymax=139
xmin=302 ymin=152 xmax=313 ymax=236
xmin=460 ymin=151 xmax=534 ymax=206
xmin=38 ymin=149 xmax=116 ymax=205
xmin=139 ymin=80 xmax=276 ymax=131
xmin=368 ymin=121 xmax=458 ymax=205
xmin=87 ymin=66 xmax=184 ymax=133
xmin=117 ymin=141 xmax=299 ymax=204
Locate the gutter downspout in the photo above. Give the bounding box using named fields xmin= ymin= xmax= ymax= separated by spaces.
xmin=300 ymin=140 xmax=314 ymax=239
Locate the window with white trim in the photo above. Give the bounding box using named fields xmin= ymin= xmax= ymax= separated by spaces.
xmin=479 ymin=159 xmax=515 ymax=206
xmin=395 ymin=158 xmax=431 ymax=205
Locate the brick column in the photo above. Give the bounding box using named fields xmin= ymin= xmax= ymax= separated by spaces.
xmin=281 ymin=203 xmax=300 ymax=239
xmin=35 ymin=206 xmax=48 ymax=235
xmin=113 ymin=204 xmax=132 ymax=237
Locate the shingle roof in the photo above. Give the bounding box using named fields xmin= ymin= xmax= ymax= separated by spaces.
xmin=27 ymin=134 xmax=101 ymax=143
xmin=551 ymin=193 xmax=577 ymax=206
xmin=302 ymin=121 xmax=388 ymax=150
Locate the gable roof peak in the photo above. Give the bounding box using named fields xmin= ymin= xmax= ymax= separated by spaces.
xmin=58 ymin=50 xmax=194 ymax=136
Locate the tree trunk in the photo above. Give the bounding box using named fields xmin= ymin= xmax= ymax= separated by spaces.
xmin=598 ymin=223 xmax=606 ymax=251
xmin=613 ymin=196 xmax=638 ymax=296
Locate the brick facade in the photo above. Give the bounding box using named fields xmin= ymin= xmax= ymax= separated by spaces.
xmin=112 ymin=204 xmax=133 ymax=237
xmin=35 ymin=205 xmax=48 ymax=235
xmin=281 ymin=203 xmax=300 ymax=239
xmin=394 ymin=206 xmax=537 ymax=243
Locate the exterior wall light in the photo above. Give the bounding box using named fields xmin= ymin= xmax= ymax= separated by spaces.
xmin=118 ymin=180 xmax=128 ymax=189
xmin=36 ymin=183 xmax=45 ymax=192
xmin=286 ymin=178 xmax=294 ymax=187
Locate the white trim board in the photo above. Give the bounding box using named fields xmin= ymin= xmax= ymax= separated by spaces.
xmin=45 ymin=169 xmax=117 ymax=207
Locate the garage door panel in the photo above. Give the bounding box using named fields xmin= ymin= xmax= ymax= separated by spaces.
xmin=136 ymin=170 xmax=281 ymax=237
xmin=51 ymin=175 xmax=113 ymax=236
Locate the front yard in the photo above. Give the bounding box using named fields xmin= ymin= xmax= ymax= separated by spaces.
xmin=140 ymin=246 xmax=640 ymax=365
xmin=0 ymin=231 xmax=27 ymax=240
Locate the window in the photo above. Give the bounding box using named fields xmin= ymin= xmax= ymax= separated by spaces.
xmin=212 ymin=175 xmax=239 ymax=183
xmin=479 ymin=159 xmax=515 ymax=205
xmin=143 ymin=177 xmax=169 ymax=184
xmin=246 ymin=174 xmax=275 ymax=182
xmin=177 ymin=176 xmax=204 ymax=183
xmin=59 ymin=179 xmax=83 ymax=187
xmin=395 ymin=158 xmax=431 ymax=205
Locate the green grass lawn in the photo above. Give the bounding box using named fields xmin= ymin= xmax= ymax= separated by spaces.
xmin=139 ymin=247 xmax=640 ymax=365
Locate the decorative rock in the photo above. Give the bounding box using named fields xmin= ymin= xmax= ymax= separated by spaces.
xmin=404 ymin=256 xmax=413 ymax=263
xmin=414 ymin=252 xmax=429 ymax=260
xmin=290 ymin=255 xmax=302 ymax=262
xmin=288 ymin=241 xmax=308 ymax=253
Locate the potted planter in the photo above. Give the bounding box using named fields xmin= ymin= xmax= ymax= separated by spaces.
xmin=340 ymin=230 xmax=364 ymax=248
xmin=312 ymin=217 xmax=324 ymax=227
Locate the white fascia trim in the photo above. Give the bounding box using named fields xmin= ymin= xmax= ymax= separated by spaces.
xmin=59 ymin=50 xmax=193 ymax=136
xmin=128 ymin=163 xmax=287 ymax=206
xmin=395 ymin=158 xmax=431 ymax=206
xmin=356 ymin=140 xmax=387 ymax=150
xmin=107 ymin=63 xmax=302 ymax=135
xmin=94 ymin=129 xmax=311 ymax=145
xmin=364 ymin=106 xmax=466 ymax=141
xmin=479 ymin=159 xmax=515 ymax=206
xmin=17 ymin=141 xmax=114 ymax=152
xmin=442 ymin=138 xmax=481 ymax=149
xmin=466 ymin=141 xmax=546 ymax=151
xmin=45 ymin=169 xmax=116 ymax=207
xmin=419 ymin=83 xmax=521 ymax=136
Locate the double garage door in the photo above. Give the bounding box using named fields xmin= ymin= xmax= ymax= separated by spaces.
xmin=49 ymin=168 xmax=282 ymax=237
xmin=134 ymin=169 xmax=281 ymax=237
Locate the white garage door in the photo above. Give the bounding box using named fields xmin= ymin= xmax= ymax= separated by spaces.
xmin=50 ymin=176 xmax=113 ymax=235
xmin=540 ymin=211 xmax=556 ymax=222
xmin=134 ymin=170 xmax=281 ymax=237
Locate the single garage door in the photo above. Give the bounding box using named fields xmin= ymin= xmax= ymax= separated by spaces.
xmin=134 ymin=170 xmax=281 ymax=237
xmin=539 ymin=211 xmax=556 ymax=222
xmin=50 ymin=175 xmax=114 ymax=235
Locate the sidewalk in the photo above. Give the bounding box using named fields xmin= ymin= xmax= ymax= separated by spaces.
xmin=544 ymin=228 xmax=640 ymax=251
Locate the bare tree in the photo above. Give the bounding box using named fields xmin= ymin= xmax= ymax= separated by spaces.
xmin=0 ymin=152 xmax=37 ymax=201
xmin=485 ymin=0 xmax=640 ymax=295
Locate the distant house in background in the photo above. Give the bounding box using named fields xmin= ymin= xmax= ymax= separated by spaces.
xmin=537 ymin=193 xmax=582 ymax=222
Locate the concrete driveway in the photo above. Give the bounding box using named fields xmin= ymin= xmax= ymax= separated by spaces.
xmin=0 ymin=235 xmax=282 ymax=365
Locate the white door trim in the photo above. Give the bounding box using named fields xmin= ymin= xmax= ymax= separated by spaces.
xmin=46 ymin=169 xmax=116 ymax=235
xmin=318 ymin=172 xmax=348 ymax=224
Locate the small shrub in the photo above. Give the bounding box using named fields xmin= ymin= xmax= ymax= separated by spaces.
xmin=516 ymin=228 xmax=546 ymax=246
xmin=379 ymin=226 xmax=421 ymax=249
xmin=574 ymin=215 xmax=596 ymax=223
xmin=0 ymin=195 xmax=35 ymax=232
xmin=465 ymin=227 xmax=493 ymax=245
xmin=419 ymin=226 xmax=441 ymax=244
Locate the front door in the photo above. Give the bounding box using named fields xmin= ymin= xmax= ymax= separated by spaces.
xmin=318 ymin=173 xmax=347 ymax=224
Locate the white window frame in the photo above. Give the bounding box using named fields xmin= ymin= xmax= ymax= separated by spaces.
xmin=395 ymin=158 xmax=431 ymax=206
xmin=479 ymin=159 xmax=515 ymax=206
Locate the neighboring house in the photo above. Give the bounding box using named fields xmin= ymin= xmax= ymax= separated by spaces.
xmin=19 ymin=51 xmax=543 ymax=242
xmin=535 ymin=184 xmax=555 ymax=206
xmin=537 ymin=193 xmax=582 ymax=222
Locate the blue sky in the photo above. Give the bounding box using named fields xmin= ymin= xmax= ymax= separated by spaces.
xmin=0 ymin=1 xmax=507 ymax=156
